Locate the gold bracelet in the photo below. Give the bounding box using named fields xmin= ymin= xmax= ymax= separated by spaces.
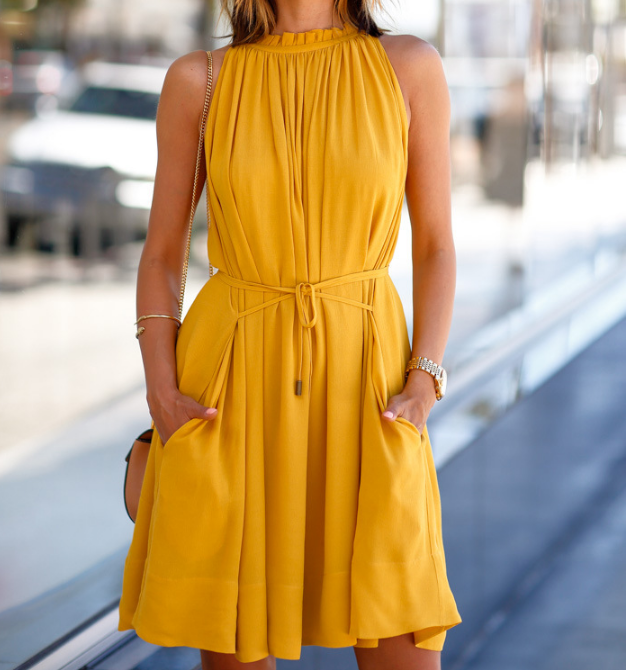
xmin=134 ymin=314 xmax=182 ymax=339
xmin=135 ymin=314 xmax=182 ymax=326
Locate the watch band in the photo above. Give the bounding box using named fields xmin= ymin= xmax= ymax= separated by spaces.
xmin=404 ymin=356 xmax=442 ymax=381
xmin=404 ymin=356 xmax=447 ymax=401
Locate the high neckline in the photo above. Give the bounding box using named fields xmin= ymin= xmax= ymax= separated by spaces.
xmin=252 ymin=22 xmax=361 ymax=52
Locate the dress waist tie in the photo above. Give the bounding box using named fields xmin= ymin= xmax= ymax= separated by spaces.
xmin=217 ymin=266 xmax=390 ymax=395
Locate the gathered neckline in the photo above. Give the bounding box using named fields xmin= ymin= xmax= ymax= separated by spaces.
xmin=250 ymin=22 xmax=362 ymax=52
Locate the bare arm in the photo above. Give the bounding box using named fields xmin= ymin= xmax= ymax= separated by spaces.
xmin=381 ymin=37 xmax=456 ymax=433
xmin=136 ymin=49 xmax=219 ymax=444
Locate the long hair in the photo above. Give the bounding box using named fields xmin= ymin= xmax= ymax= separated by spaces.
xmin=215 ymin=0 xmax=391 ymax=47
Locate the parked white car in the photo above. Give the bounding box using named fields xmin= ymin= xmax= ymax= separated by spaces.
xmin=1 ymin=61 xmax=167 ymax=254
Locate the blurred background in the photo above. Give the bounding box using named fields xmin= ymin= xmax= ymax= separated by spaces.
xmin=1 ymin=0 xmax=626 ymax=669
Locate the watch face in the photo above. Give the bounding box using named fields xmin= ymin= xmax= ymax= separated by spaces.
xmin=436 ymin=369 xmax=447 ymax=398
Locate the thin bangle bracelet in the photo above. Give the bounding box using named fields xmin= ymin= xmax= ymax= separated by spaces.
xmin=135 ymin=314 xmax=182 ymax=339
xmin=134 ymin=314 xmax=182 ymax=326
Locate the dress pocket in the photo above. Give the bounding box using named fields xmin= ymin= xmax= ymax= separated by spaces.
xmin=163 ymin=416 xmax=204 ymax=449
xmin=394 ymin=414 xmax=422 ymax=439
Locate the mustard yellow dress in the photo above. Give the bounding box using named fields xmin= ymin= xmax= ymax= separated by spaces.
xmin=118 ymin=22 xmax=462 ymax=662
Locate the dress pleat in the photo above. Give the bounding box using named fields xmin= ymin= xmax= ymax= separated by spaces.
xmin=118 ymin=21 xmax=462 ymax=662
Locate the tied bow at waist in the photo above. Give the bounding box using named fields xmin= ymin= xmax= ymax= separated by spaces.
xmin=217 ymin=266 xmax=390 ymax=395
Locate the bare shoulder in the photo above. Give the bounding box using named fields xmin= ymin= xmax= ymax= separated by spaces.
xmin=377 ymin=34 xmax=449 ymax=127
xmin=378 ymin=33 xmax=445 ymax=83
xmin=163 ymin=49 xmax=209 ymax=97
xmin=159 ymin=46 xmax=230 ymax=132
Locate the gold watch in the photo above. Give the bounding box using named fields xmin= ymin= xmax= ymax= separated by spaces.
xmin=404 ymin=356 xmax=447 ymax=401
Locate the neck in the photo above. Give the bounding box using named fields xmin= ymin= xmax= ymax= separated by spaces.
xmin=272 ymin=0 xmax=343 ymax=35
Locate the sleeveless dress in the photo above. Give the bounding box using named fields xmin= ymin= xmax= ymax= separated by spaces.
xmin=117 ymin=22 xmax=462 ymax=662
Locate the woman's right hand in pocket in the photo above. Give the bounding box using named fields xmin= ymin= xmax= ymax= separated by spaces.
xmin=148 ymin=387 xmax=218 ymax=446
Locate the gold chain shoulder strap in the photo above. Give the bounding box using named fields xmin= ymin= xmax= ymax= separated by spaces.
xmin=177 ymin=49 xmax=214 ymax=321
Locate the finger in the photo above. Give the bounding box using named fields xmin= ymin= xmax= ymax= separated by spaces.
xmin=381 ymin=401 xmax=404 ymax=420
xmin=189 ymin=402 xmax=217 ymax=419
xmin=204 ymin=407 xmax=219 ymax=420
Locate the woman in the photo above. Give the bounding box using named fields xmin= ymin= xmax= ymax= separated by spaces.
xmin=117 ymin=0 xmax=462 ymax=668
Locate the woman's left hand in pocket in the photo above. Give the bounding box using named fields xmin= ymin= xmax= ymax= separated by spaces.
xmin=381 ymin=369 xmax=437 ymax=434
